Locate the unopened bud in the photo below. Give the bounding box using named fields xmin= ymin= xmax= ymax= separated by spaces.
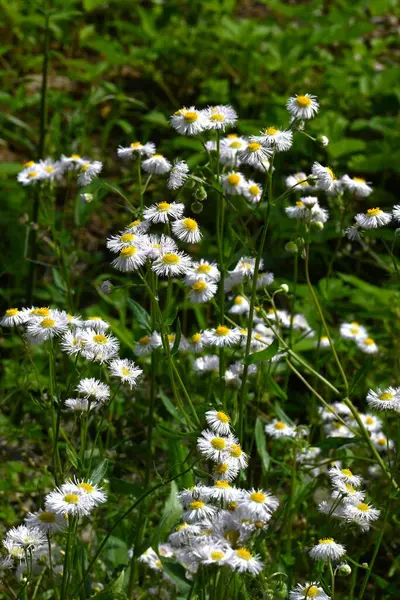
xmin=312 ymin=220 xmax=324 ymax=231
xmin=285 ymin=241 xmax=298 ymax=253
xmin=307 ymin=174 xmax=318 ymax=185
xmin=395 ymin=228 xmax=400 ymax=238
xmin=280 ymin=284 xmax=289 ymax=293
xmin=100 ymin=280 xmax=113 ymax=295
xmin=317 ymin=135 xmax=329 ymax=147
xmin=361 ymin=562 xmax=368 ymax=569
xmin=337 ymin=563 xmax=352 ymax=576
xmin=81 ymin=193 xmax=93 ymax=204
xmin=191 ymin=201 xmax=203 ymax=214
xmin=194 ymin=186 xmax=207 ymax=201
xmin=293 ymin=119 xmax=305 ymax=131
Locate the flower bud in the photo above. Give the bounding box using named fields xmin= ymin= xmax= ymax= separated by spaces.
xmin=194 ymin=186 xmax=207 ymax=201
xmin=285 ymin=241 xmax=298 ymax=253
xmin=191 ymin=201 xmax=203 ymax=214
xmin=81 ymin=193 xmax=93 ymax=204
xmin=307 ymin=174 xmax=318 ymax=185
xmin=395 ymin=228 xmax=400 ymax=238
xmin=280 ymin=284 xmax=289 ymax=293
xmin=361 ymin=562 xmax=368 ymax=569
xmin=317 ymin=135 xmax=329 ymax=147
xmin=311 ymin=220 xmax=324 ymax=231
xmin=100 ymin=280 xmax=113 ymax=295
xmin=337 ymin=563 xmax=352 ymax=576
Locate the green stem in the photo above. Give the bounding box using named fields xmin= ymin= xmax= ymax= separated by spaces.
xmin=329 ymin=560 xmax=335 ymax=600
xmin=60 ymin=517 xmax=74 ymax=600
xmin=137 ymin=158 xmax=143 ymax=217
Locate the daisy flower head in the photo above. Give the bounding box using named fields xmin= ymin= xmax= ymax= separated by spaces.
xmin=221 ymin=171 xmax=246 ymax=195
xmin=193 ymin=354 xmax=220 ymax=373
xmin=111 ymin=246 xmax=147 ymax=272
xmin=106 ymin=232 xmax=144 ymax=254
xmin=143 ymin=201 xmax=184 ymax=224
xmin=76 ymin=378 xmax=110 ymax=402
xmin=206 ymin=325 xmax=241 ymax=347
xmin=124 ymin=219 xmax=150 ymax=235
xmin=185 ymin=260 xmax=220 ymax=284
xmin=60 ymin=330 xmax=85 ymax=356
xmin=60 ymin=154 xmax=86 ymax=170
xmin=36 ymin=158 xmax=63 ymax=182
xmin=77 ymin=160 xmax=102 ymax=186
xmin=345 ymin=225 xmax=362 ymax=242
xmin=81 ymin=316 xmax=109 ymax=331
xmin=17 ymin=163 xmax=44 ymax=186
xmin=344 ymin=502 xmax=380 ymax=532
xmin=212 ymin=461 xmax=239 ymax=483
xmin=205 ymin=409 xmax=231 ymax=435
xmin=315 ymin=336 xmax=330 ymax=349
xmin=286 ymin=94 xmax=319 ymax=120
xmin=231 ymin=548 xmax=264 ymax=575
xmin=354 ymin=207 xmax=392 ymax=229
xmin=265 ymin=420 xmax=296 ymax=439
xmin=117 ymin=141 xmax=156 ymax=159
xmin=108 ymin=358 xmax=142 ymax=389
xmin=192 ymin=543 xmax=233 ymax=566
xmin=225 ymin=442 xmax=248 ymax=470
xmin=182 ymin=500 xmax=216 ymax=523
xmin=331 ymin=481 xmax=365 ymax=506
xmin=197 ymin=429 xmax=233 ymax=462
xmin=371 ymin=432 xmax=394 ymax=452
xmin=339 ymin=321 xmax=367 ymax=341
xmin=167 ymin=160 xmax=190 ymax=190
xmin=170 ymin=106 xmax=208 ymax=135
xmin=311 ymin=162 xmax=337 ymax=192
xmin=188 ymin=279 xmax=217 ymax=303
xmin=204 ymin=104 xmax=238 ymax=130
xmin=4 ymin=525 xmax=46 ymax=553
xmin=152 ymin=250 xmax=192 ymax=277
xmin=309 ymin=538 xmax=346 ymax=562
xmin=393 ymin=204 xmax=400 ymax=222
xmin=254 ymin=127 xmax=293 ymax=152
xmin=360 ymin=413 xmax=382 ymax=432
xmin=181 ymin=331 xmax=205 ymax=353
xmin=285 ymin=172 xmax=313 ymax=193
xmin=45 ymin=485 xmax=92 ymax=517
xmin=80 ymin=329 xmax=119 ymax=363
xmin=205 ymin=480 xmax=242 ymax=503
xmin=238 ymin=489 xmax=279 ymax=521
xmin=67 ymin=479 xmax=107 ymax=508
xmin=357 ymin=336 xmax=378 ymax=354
xmin=220 ymin=135 xmax=247 ymax=167
xmin=366 ymin=387 xmax=400 ymax=412
xmin=141 ymin=154 xmax=171 ymax=175
xmin=134 ymin=331 xmax=162 ymax=356
xmin=341 ymin=174 xmax=372 ymax=198
xmin=329 ymin=465 xmax=362 ymax=487
xmin=289 ymin=582 xmax=330 ymax=600
xmin=65 ymin=398 xmax=94 ymax=412
xmin=25 ymin=509 xmax=66 ymax=534
xmin=0 ymin=308 xmax=25 ymax=327
xmin=243 ymin=179 xmax=263 ymax=204
xmin=172 ymin=217 xmax=202 ymax=244
xmin=143 ymin=234 xmax=178 ymax=261
xmin=26 ymin=313 xmax=69 ymax=343
xmin=229 ymin=295 xmax=250 ymax=315
xmin=256 ymin=271 xmax=275 ymax=289
xmin=238 ymin=141 xmax=272 ymax=168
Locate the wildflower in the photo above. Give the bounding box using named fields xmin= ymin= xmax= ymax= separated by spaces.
xmin=60 ymin=330 xmax=85 ymax=356
xmin=366 ymin=387 xmax=400 ymax=412
xmin=109 ymin=358 xmax=143 ymax=389
xmin=170 ymin=107 xmax=208 ymax=135
xmin=182 ymin=500 xmax=216 ymax=523
xmin=221 ymin=171 xmax=246 ymax=195
xmin=220 ymin=136 xmax=247 ymax=167
xmin=60 ymin=154 xmax=87 ymax=170
xmin=203 ymin=105 xmax=238 ymax=130
xmin=77 ymin=161 xmax=103 ymax=186
xmin=204 ymin=481 xmax=241 ymax=503
xmin=124 ymin=219 xmax=150 ymax=234
xmin=80 ymin=329 xmax=119 ymax=363
xmin=371 ymin=432 xmax=394 ymax=452
xmin=238 ymin=489 xmax=279 ymax=520
xmin=142 ymin=154 xmax=171 ymax=174
xmin=309 ymin=538 xmax=346 ymax=562
xmin=111 ymin=247 xmax=147 ymax=272
xmin=65 ymin=398 xmax=93 ymax=412
xmin=311 ymin=162 xmax=337 ymax=192
xmin=205 ymin=409 xmax=231 ymax=435
xmin=167 ymin=160 xmax=190 ymax=190
xmin=290 ymin=582 xmax=330 ymax=599
xmin=212 ymin=462 xmax=239 ymax=482
xmin=238 ymin=142 xmax=272 ymax=168
xmin=329 ymin=465 xmax=362 ymax=487
xmin=254 ymin=127 xmax=293 ymax=151
xmin=354 ymin=208 xmax=392 ymax=229
xmin=67 ymin=479 xmax=107 ymax=508
xmin=81 ymin=316 xmax=109 ymax=331
xmin=231 ymin=548 xmax=264 ymax=574
xmin=265 ymin=420 xmax=296 ymax=439
xmin=0 ymin=308 xmax=25 ymax=327
xmin=331 ymin=481 xmax=365 ymax=506
xmin=315 ymin=336 xmax=330 ymax=348
xmin=285 ymin=172 xmax=312 ymax=192
xmin=188 ymin=279 xmax=217 ymax=303
xmin=172 ymin=217 xmax=202 ymax=244
xmin=138 ymin=547 xmax=162 ymax=571
xmin=25 ymin=510 xmax=65 ymax=534
xmin=286 ymin=197 xmax=329 ymax=224
xmin=4 ymin=526 xmax=46 ymax=553
xmin=339 ymin=321 xmax=367 ymax=340
xmin=256 ymin=271 xmax=275 ymax=288
xmin=143 ymin=234 xmax=178 ymax=260
xmin=357 ymin=336 xmax=378 ymax=354
xmin=144 ymin=201 xmax=184 ymax=224
xmin=192 ymin=543 xmax=233 ymax=566
xmin=17 ymin=164 xmax=43 ymax=186
xmin=206 ymin=325 xmax=241 ymax=347
xmin=229 ymin=295 xmax=250 ymax=315
xmin=76 ymin=378 xmax=110 ymax=402
xmin=193 ymin=354 xmax=220 ymax=373
xmin=106 ymin=232 xmax=144 ymax=254
xmin=45 ymin=485 xmax=92 ymax=517
xmin=225 ymin=442 xmax=248 ymax=470
xmin=345 ymin=226 xmax=362 ymax=242
xmin=185 ymin=260 xmax=220 ymax=284
xmin=134 ymin=332 xmax=162 ymax=356
xmin=181 ymin=332 xmax=205 ymax=353
xmin=393 ymin=205 xmax=400 ymax=222
xmin=344 ymin=502 xmax=380 ymax=532
xmin=341 ymin=174 xmax=372 ymax=198
xmin=117 ymin=141 xmax=156 ymax=159
xmin=286 ymin=94 xmax=319 ymax=120
xmin=197 ymin=430 xmax=233 ymax=462
xmin=26 ymin=314 xmax=69 ymax=343
xmin=242 ymin=179 xmax=263 ymax=204
xmin=152 ymin=251 xmax=192 ymax=277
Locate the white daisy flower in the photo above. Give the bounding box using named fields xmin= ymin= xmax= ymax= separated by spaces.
xmin=192 ymin=543 xmax=233 ymax=566
xmin=60 ymin=330 xmax=85 ymax=356
xmin=354 ymin=207 xmax=392 ymax=229
xmin=25 ymin=510 xmax=66 ymax=534
xmin=168 ymin=523 xmax=201 ymax=547
xmin=134 ymin=332 xmax=162 ymax=356
xmin=170 ymin=107 xmax=208 ymax=136
xmin=345 ymin=225 xmax=362 ymax=242
xmin=138 ymin=547 xmax=162 ymax=571
xmin=37 ymin=159 xmax=63 ymax=182
xmin=212 ymin=461 xmax=239 ymax=483
xmin=286 ymin=94 xmax=319 ymax=120
xmin=357 ymin=336 xmax=378 ymax=354
xmin=182 ymin=500 xmax=217 ymax=523
xmin=309 ymin=538 xmax=346 ymax=562
xmin=360 ymin=413 xmax=382 ymax=431
xmin=371 ymin=432 xmax=394 ymax=452
xmin=124 ymin=219 xmax=151 ymax=234
xmin=311 ymin=162 xmax=337 ymax=192
xmin=265 ymin=420 xmax=296 ymax=439
xmin=17 ymin=164 xmax=43 ymax=186
xmin=366 ymin=387 xmax=400 ymax=412
xmin=339 ymin=321 xmax=368 ymax=340
xmin=221 ymin=171 xmax=247 ymax=195
xmin=205 ymin=409 xmax=231 ymax=435
xmin=289 ymin=582 xmax=330 ymax=600
xmin=111 ymin=247 xmax=147 ymax=272
xmin=77 ymin=161 xmax=102 ymax=186
xmin=60 ymin=154 xmax=87 ymax=170
xmin=65 ymin=398 xmax=94 ymax=412
xmin=315 ymin=336 xmax=330 ymax=348
xmin=172 ymin=217 xmax=202 ymax=243
xmin=81 ymin=316 xmax=109 ymax=331
xmin=188 ymin=279 xmax=217 ymax=303
xmin=26 ymin=314 xmax=69 ymax=343
xmin=0 ymin=308 xmax=25 ymax=327
xmin=285 ymin=172 xmax=313 ymax=192
xmin=182 ymin=332 xmax=206 ymax=353
xmin=45 ymin=485 xmax=92 ymax=517
xmin=76 ymin=378 xmax=110 ymax=402
xmin=220 ymin=135 xmax=247 ymax=167
xmin=142 ymin=234 xmax=178 ymax=260
xmin=67 ymin=479 xmax=107 ymax=508
xmin=238 ymin=141 xmax=272 ymax=168
xmin=4 ymin=526 xmax=46 ymax=553
xmin=329 ymin=465 xmax=362 ymax=487
xmin=108 ymin=358 xmax=142 ymax=389
xmin=152 ymin=251 xmax=192 ymax=277
xmin=234 ymin=256 xmax=261 ymax=277
xmin=203 ymin=105 xmax=238 ymax=130
xmin=343 ymin=502 xmax=380 ymax=532
xmin=142 ymin=154 xmax=171 ymax=174
xmin=117 ymin=141 xmax=156 ymax=159
xmin=256 ymin=271 xmax=274 ymax=288
xmin=80 ymin=329 xmax=119 ymax=363
xmin=229 ymin=295 xmax=250 ymax=315
xmin=231 ymin=548 xmax=264 ymax=574
xmin=184 ymin=260 xmax=220 ymax=284
xmin=225 ymin=442 xmax=248 ymax=470
xmin=341 ymin=174 xmax=372 ymax=198
xmin=106 ymin=232 xmax=144 ymax=254
xmin=331 ymin=481 xmax=365 ymax=506
xmin=393 ymin=204 xmax=400 ymax=222
xmin=253 ymin=127 xmax=293 ymax=152
xmin=238 ymin=489 xmax=279 ymax=520
xmin=144 ymin=201 xmax=184 ymax=224
xmin=206 ymin=325 xmax=241 ymax=347
xmin=197 ymin=430 xmax=234 ymax=462
xmin=167 ymin=160 xmax=190 ymax=190
xmin=193 ymin=354 xmax=219 ymax=373
xmin=243 ymin=180 xmax=263 ymax=204
xmin=203 ymin=480 xmax=242 ymax=503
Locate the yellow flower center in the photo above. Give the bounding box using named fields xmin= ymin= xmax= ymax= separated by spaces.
xmin=77 ymin=482 xmax=95 ymax=493
xmin=162 ymin=253 xmax=180 ymax=265
xmin=296 ymin=95 xmax=312 ymax=107
xmin=6 ymin=308 xmax=19 ymax=316
xmin=345 ymin=484 xmax=355 ymax=494
xmin=319 ymin=538 xmax=334 ymax=544
xmin=377 ymin=438 xmax=386 ymax=446
xmin=120 ymin=247 xmax=136 ymax=258
xmin=192 ymin=280 xmax=207 ymax=292
xmin=230 ymin=141 xmax=242 ymax=148
xmin=24 ymin=161 xmax=35 ymax=167
xmin=215 ymin=480 xmax=230 ymax=489
xmin=183 ymin=218 xmax=198 ymax=231
xmin=81 ymin=163 xmax=90 ymax=172
xmin=157 ymin=202 xmax=171 ymax=211
xmin=353 ymin=177 xmax=366 ymax=183
xmin=304 ymin=586 xmax=319 ymax=598
xmin=211 ymin=437 xmax=226 ymax=450
xmin=216 ymin=411 xmax=230 ymax=423
xmin=248 ymin=185 xmax=260 ymax=196
xmin=139 ymin=336 xmax=150 ymax=345
xmin=240 ymin=329 xmax=248 ymax=335
xmin=265 ymin=127 xmax=278 ymax=135
xmin=350 ymin=327 xmax=360 ymax=335
xmin=367 ymin=207 xmax=382 ymax=217
xmin=28 ymin=171 xmax=39 ymax=178
xmin=63 ymin=493 xmax=79 ymax=504
xmin=227 ymin=133 xmax=237 ymax=138
xmin=152 ymin=154 xmax=164 ymax=159
xmin=183 ymin=111 xmax=198 ymax=123
xmin=379 ymin=392 xmax=394 ymax=401
xmin=130 ymin=142 xmax=142 ymax=148
xmin=364 ymin=337 xmax=375 ymax=345
xmin=39 ymin=511 xmax=56 ymax=523
xmin=216 ymin=325 xmax=230 ymax=336
xmin=41 ymin=318 xmax=56 ymax=328
xmin=120 ymin=233 xmax=135 ymax=243
xmin=326 ymin=167 xmax=336 ymax=180
xmin=128 ymin=220 xmax=140 ymax=227
xmin=227 ymin=502 xmax=238 ymax=512
xmin=357 ymin=502 xmax=370 ymax=512
xmin=45 ymin=166 xmax=54 ymax=173
xmin=230 ymin=444 xmax=242 ymax=458
xmin=71 ymin=154 xmax=81 ymax=159
xmin=215 ymin=463 xmax=228 ymax=473
xmin=296 ymin=200 xmax=304 ymax=207
xmin=274 ymin=421 xmax=286 ymax=430
xmin=250 ymin=492 xmax=265 ymax=503
xmin=341 ymin=468 xmax=353 ymax=477
xmin=88 ymin=316 xmax=101 ymax=321
xmin=197 ymin=264 xmax=211 ymax=273
xmin=226 ymin=173 xmax=240 ymax=186
xmin=168 ymin=334 xmax=175 ymax=343
xmin=365 ymin=417 xmax=374 ymax=425
xmin=93 ymin=334 xmax=107 ymax=344
xmin=122 ymin=367 xmax=131 ymax=376
xmin=236 ymin=548 xmax=251 ymax=561
xmin=210 ymin=550 xmax=225 ymax=561
xmin=175 ymin=523 xmax=188 ymax=531
xmin=247 ymin=142 xmax=261 ymax=152
xmin=190 ymin=333 xmax=202 ymax=343
xmin=234 ymin=296 xmax=243 ymax=304
xmin=189 ymin=501 xmax=204 ymax=510
xmin=210 ymin=112 xmax=225 ymax=122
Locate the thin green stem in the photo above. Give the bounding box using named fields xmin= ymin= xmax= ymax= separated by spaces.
xmin=137 ymin=158 xmax=143 ymax=217
xmin=329 ymin=560 xmax=335 ymax=600
xmin=60 ymin=517 xmax=74 ymax=600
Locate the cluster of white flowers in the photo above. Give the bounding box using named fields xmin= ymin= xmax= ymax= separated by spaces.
xmin=17 ymin=155 xmax=102 ymax=187
xmin=339 ymin=320 xmax=379 ymax=354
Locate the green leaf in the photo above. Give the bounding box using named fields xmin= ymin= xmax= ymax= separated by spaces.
xmin=246 ymin=338 xmax=279 ymax=365
xmin=254 ymin=418 xmax=270 ymax=473
xmin=349 ymin=358 xmax=373 ymax=396
xmin=171 ymin=318 xmax=181 ymax=357
xmin=90 ymin=459 xmax=108 ymax=485
xmin=159 ymin=559 xmax=191 ymax=593
xmin=127 ymin=299 xmax=151 ymax=332
xmin=316 ymin=437 xmax=364 ymax=451
xmin=91 ymin=570 xmax=127 ymax=599
xmin=66 ymin=446 xmax=79 ymax=469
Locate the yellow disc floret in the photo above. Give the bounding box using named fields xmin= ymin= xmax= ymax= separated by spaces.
xmin=162 ymin=253 xmax=180 ymax=265
xmin=210 ymin=550 xmax=225 ymax=560
xmin=247 ymin=142 xmax=261 ymax=152
xmin=211 ymin=437 xmax=226 ymax=450
xmin=215 ymin=325 xmax=230 ymax=336
xmin=192 ymin=281 xmax=207 ymax=292
xmin=183 ymin=218 xmax=198 ymax=231
xmin=189 ymin=500 xmax=204 ymax=510
xmin=236 ymin=548 xmax=251 ymax=560
xmin=93 ymin=334 xmax=107 ymax=344
xmin=250 ymin=492 xmax=265 ymax=503
xmin=226 ymin=173 xmax=240 ymax=186
xmin=296 ymin=95 xmax=312 ymax=107
xmin=77 ymin=483 xmax=94 ymax=493
xmin=6 ymin=308 xmax=19 ymax=316
xmin=41 ymin=318 xmax=56 ymax=328
xmin=63 ymin=493 xmax=79 ymax=504
xmin=216 ymin=411 xmax=230 ymax=423
xmin=120 ymin=247 xmax=136 ymax=258
xmin=367 ymin=207 xmax=382 ymax=217
xmin=183 ymin=111 xmax=198 ymax=123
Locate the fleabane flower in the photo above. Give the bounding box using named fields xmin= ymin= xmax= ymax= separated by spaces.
xmin=167 ymin=160 xmax=190 ymax=190
xmin=205 ymin=409 xmax=231 ymax=435
xmin=143 ymin=234 xmax=178 ymax=260
xmin=111 ymin=246 xmax=147 ymax=272
xmin=134 ymin=331 xmax=162 ymax=356
xmin=66 ymin=479 xmax=107 ymax=508
xmin=309 ymin=538 xmax=346 ymax=562
xmin=238 ymin=489 xmax=279 ymax=521
xmin=243 ymin=180 xmax=263 ymax=204
xmin=0 ymin=308 xmax=25 ymax=327
xmin=354 ymin=207 xmax=392 ymax=229
xmin=17 ymin=163 xmax=43 ymax=186
xmin=286 ymin=94 xmax=319 ymax=120
xmin=265 ymin=420 xmax=296 ymax=439
xmin=286 ymin=196 xmax=328 ymax=224
xmin=212 ymin=461 xmax=239 ymax=482
xmin=366 ymin=387 xmax=400 ymax=412
xmin=117 ymin=141 xmax=155 ymax=159
xmin=25 ymin=510 xmax=66 ymax=534
xmin=357 ymin=336 xmax=378 ymax=354
xmin=108 ymin=358 xmax=143 ymax=389
xmin=393 ymin=205 xmax=400 ymax=222
xmin=238 ymin=142 xmax=272 ymax=168
xmin=152 ymin=251 xmax=192 ymax=277
xmin=197 ymin=430 xmax=234 ymax=462
xmin=225 ymin=442 xmax=248 ymax=470
xmin=188 ymin=279 xmax=217 ymax=303
xmin=141 ymin=154 xmax=171 ymax=174
xmin=229 ymin=295 xmax=250 ymax=315
xmin=329 ymin=465 xmax=362 ymax=487
xmin=182 ymin=500 xmax=216 ymax=523
xmin=360 ymin=413 xmax=382 ymax=432
xmin=341 ymin=174 xmax=372 ymax=198
xmin=81 ymin=316 xmax=109 ymax=331
xmin=185 ymin=260 xmax=220 ymax=284
xmin=311 ymin=162 xmax=337 ymax=192
xmin=172 ymin=217 xmax=202 ymax=244
xmin=231 ymin=548 xmax=264 ymax=574
xmin=206 ymin=325 xmax=241 ymax=347
xmin=76 ymin=378 xmax=110 ymax=402
xmin=80 ymin=329 xmax=119 ymax=363
xmin=26 ymin=314 xmax=69 ymax=343
xmin=220 ymin=135 xmax=247 ymax=167
xmin=285 ymin=172 xmax=312 ymax=192
xmin=144 ymin=201 xmax=184 ymax=224
xmin=106 ymin=232 xmax=144 ymax=254
xmin=340 ymin=321 xmax=367 ymax=340
xmin=221 ymin=171 xmax=246 ymax=195
xmin=253 ymin=127 xmax=293 ymax=152
xmin=60 ymin=330 xmax=85 ymax=356
xmin=4 ymin=526 xmax=46 ymax=553
xmin=371 ymin=432 xmax=394 ymax=452
xmin=343 ymin=502 xmax=380 ymax=532
xmin=65 ymin=398 xmax=94 ymax=412
xmin=45 ymin=485 xmax=92 ymax=517
xmin=203 ymin=105 xmax=238 ymax=130
xmin=193 ymin=543 xmax=233 ymax=566
xmin=124 ymin=219 xmax=150 ymax=234
xmin=193 ymin=354 xmax=219 ymax=373
xmin=289 ymin=582 xmax=330 ymax=600
xmin=183 ymin=331 xmax=206 ymax=353
xmin=170 ymin=107 xmax=208 ymax=135
xmin=77 ymin=161 xmax=102 ymax=186
xmin=60 ymin=154 xmax=86 ymax=170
